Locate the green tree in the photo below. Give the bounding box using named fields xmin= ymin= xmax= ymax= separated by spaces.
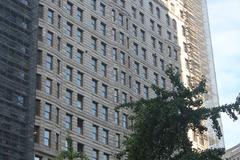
xmin=55 ymin=135 xmax=88 ymax=160
xmin=117 ymin=68 xmax=240 ymax=160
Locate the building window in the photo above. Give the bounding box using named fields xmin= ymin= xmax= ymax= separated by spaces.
xmin=114 ymin=111 xmax=119 ymax=125
xmin=77 ymin=28 xmax=83 ymax=43
xmin=92 ymin=125 xmax=98 ymax=141
xmin=100 ymin=22 xmax=106 ymax=36
xmin=143 ymin=66 xmax=148 ymax=79
xmin=56 ymin=133 xmax=59 ymax=151
xmin=37 ymin=50 xmax=43 ymax=65
xmin=100 ymin=3 xmax=106 ymax=16
xmin=168 ymin=46 xmax=172 ymax=57
xmin=66 ymin=43 xmax=73 ymax=58
xmin=92 ymin=149 xmax=99 ymax=160
xmin=77 ymin=94 xmax=83 ymax=110
xmin=166 ymin=14 xmax=170 ymax=25
xmin=129 ymin=76 xmax=132 ymax=88
xmin=156 ymin=7 xmax=161 ymax=19
xmin=119 ymin=14 xmax=124 ymax=26
xmin=153 ymin=54 xmax=157 ymax=67
xmin=122 ymin=113 xmax=127 ymax=128
xmin=66 ymin=89 xmax=73 ymax=105
xmin=167 ymin=31 xmax=172 ymax=40
xmin=132 ymin=24 xmax=137 ymax=37
xmin=122 ymin=92 xmax=127 ymax=103
xmin=131 ymin=7 xmax=137 ymax=18
xmin=141 ymin=47 xmax=146 ymax=60
xmin=44 ymin=129 xmax=51 ymax=147
xmin=115 ymin=134 xmax=120 ymax=148
xmin=48 ymin=9 xmax=54 ymax=24
xmin=66 ymin=22 xmax=73 ymax=37
xmin=56 ymin=108 xmax=60 ymax=124
xmin=103 ymin=153 xmax=109 ymax=160
xmin=92 ymin=101 xmax=98 ymax=117
xmin=77 ymin=143 xmax=84 ymax=153
xmin=139 ymin=12 xmax=144 ymax=24
xmin=112 ymin=28 xmax=116 ymax=41
xmin=103 ymin=129 xmax=109 ymax=145
xmin=114 ymin=89 xmax=119 ymax=103
xmin=154 ymin=73 xmax=159 ymax=85
xmin=140 ymin=30 xmax=145 ymax=41
xmin=91 ymin=36 xmax=97 ymax=50
xmin=38 ymin=4 xmax=44 ymax=19
xmin=135 ymin=81 xmax=141 ymax=95
xmin=113 ymin=68 xmax=118 ymax=81
xmin=65 ymin=66 xmax=73 ymax=81
xmin=65 ymin=113 xmax=72 ymax=130
xmin=100 ymin=42 xmax=107 ymax=56
xmin=149 ymin=2 xmax=153 ymax=14
xmin=134 ymin=61 xmax=140 ymax=75
xmin=133 ymin=43 xmax=138 ymax=55
xmin=46 ymin=54 xmax=53 ymax=70
xmin=173 ymin=19 xmax=177 ymax=30
xmin=102 ymin=84 xmax=108 ymax=98
xmin=36 ymin=74 xmax=42 ymax=90
xmin=121 ymin=71 xmax=126 ymax=85
xmin=120 ymin=32 xmax=125 ymax=45
xmin=112 ymin=9 xmax=116 ymax=21
xmin=76 ymin=71 xmax=83 ymax=87
xmin=159 ymin=41 xmax=163 ymax=53
xmin=77 ymin=8 xmax=83 ymax=22
xmin=34 ymin=126 xmax=40 ymax=144
xmin=57 ymin=83 xmax=60 ymax=98
xmin=157 ymin=25 xmax=162 ymax=36
xmin=102 ymin=106 xmax=108 ymax=121
xmin=47 ymin=31 xmax=53 ymax=47
xmin=151 ymin=36 xmax=156 ymax=48
xmin=91 ymin=57 xmax=97 ymax=72
xmin=174 ymin=49 xmax=178 ymax=60
xmin=92 ymin=79 xmax=98 ymax=94
xmin=38 ymin=27 xmax=43 ymax=41
xmin=35 ymin=99 xmax=41 ymax=116
xmin=120 ymin=51 xmax=125 ymax=65
xmin=119 ymin=0 xmax=125 ymax=8
xmin=44 ymin=103 xmax=51 ymax=120
xmin=45 ymin=78 xmax=52 ymax=95
xmin=112 ymin=48 xmax=117 ymax=61
xmin=77 ymin=118 xmax=84 ymax=135
xmin=91 ymin=16 xmax=97 ymax=30
xmin=77 ymin=50 xmax=83 ymax=64
xmin=161 ymin=77 xmax=166 ymax=89
xmin=91 ymin=0 xmax=97 ymax=10
xmin=143 ymin=86 xmax=149 ymax=99
xmin=150 ymin=19 xmax=155 ymax=31
xmin=57 ymin=36 xmax=61 ymax=51
xmin=160 ymin=59 xmax=165 ymax=71
xmin=67 ymin=1 xmax=73 ymax=15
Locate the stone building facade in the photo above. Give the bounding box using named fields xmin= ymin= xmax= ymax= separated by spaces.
xmin=0 ymin=0 xmax=38 ymax=159
xmin=0 ymin=0 xmax=222 ymax=160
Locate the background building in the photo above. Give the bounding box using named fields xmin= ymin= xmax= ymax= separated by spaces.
xmin=0 ymin=0 xmax=223 ymax=160
xmin=223 ymin=143 xmax=240 ymax=160
xmin=0 ymin=0 xmax=38 ymax=160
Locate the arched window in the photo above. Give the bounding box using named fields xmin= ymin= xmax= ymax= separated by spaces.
xmin=172 ymin=19 xmax=177 ymax=30
xmin=149 ymin=2 xmax=153 ymax=14
xmin=166 ymin=14 xmax=170 ymax=25
xmin=156 ymin=7 xmax=160 ymax=19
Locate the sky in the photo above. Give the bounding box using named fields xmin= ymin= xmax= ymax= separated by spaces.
xmin=207 ymin=0 xmax=240 ymax=149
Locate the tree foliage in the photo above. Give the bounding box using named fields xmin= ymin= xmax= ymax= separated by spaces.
xmin=117 ymin=68 xmax=240 ymax=160
xmin=55 ymin=135 xmax=89 ymax=160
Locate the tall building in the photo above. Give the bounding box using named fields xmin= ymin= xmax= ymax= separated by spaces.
xmin=0 ymin=0 xmax=38 ymax=160
xmin=223 ymin=143 xmax=240 ymax=160
xmin=0 ymin=0 xmax=223 ymax=159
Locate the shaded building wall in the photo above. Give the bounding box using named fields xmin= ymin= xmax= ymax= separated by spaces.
xmin=0 ymin=0 xmax=38 ymax=159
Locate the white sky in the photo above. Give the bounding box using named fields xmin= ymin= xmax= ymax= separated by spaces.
xmin=207 ymin=0 xmax=240 ymax=149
